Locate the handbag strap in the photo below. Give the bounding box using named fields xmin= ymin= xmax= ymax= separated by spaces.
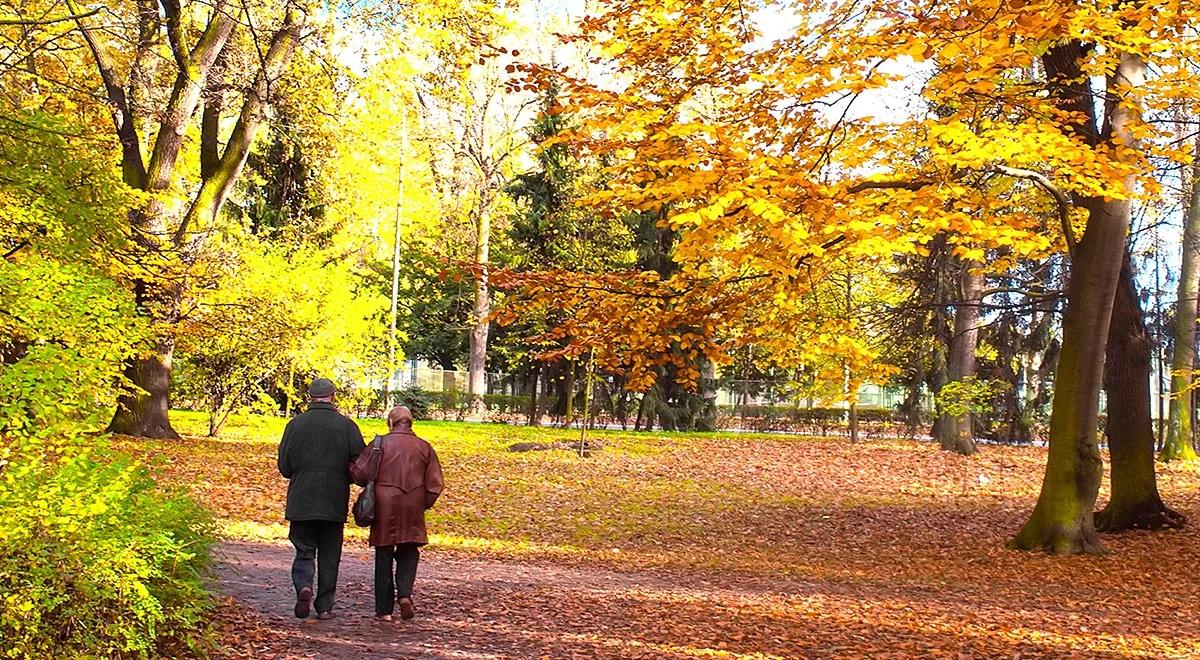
xmin=366 ymin=435 xmax=383 ymax=482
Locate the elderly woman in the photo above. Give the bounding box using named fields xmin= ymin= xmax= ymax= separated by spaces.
xmin=350 ymin=405 xmax=444 ymax=621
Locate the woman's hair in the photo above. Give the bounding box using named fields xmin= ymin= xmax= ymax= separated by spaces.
xmin=387 ymin=405 xmax=414 ymax=430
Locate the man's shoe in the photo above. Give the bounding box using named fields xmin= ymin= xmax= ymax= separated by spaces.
xmin=317 ymin=611 xmax=336 ymax=621
xmin=398 ymin=597 xmax=415 ymax=620
xmin=294 ymin=586 xmax=313 ymax=619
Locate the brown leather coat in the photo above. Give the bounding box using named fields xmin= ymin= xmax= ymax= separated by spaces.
xmin=350 ymin=430 xmax=444 ymax=546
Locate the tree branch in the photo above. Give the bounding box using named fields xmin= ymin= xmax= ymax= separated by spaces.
xmin=178 ymin=9 xmax=303 ymax=241
xmin=144 ymin=0 xmax=236 ymax=215
xmin=0 ymin=8 xmax=99 ymax=25
xmin=3 ymin=241 xmax=29 ymax=260
xmin=844 ymin=178 xmax=938 ymax=194
xmin=159 ymin=0 xmax=190 ymax=73
xmin=988 ymin=165 xmax=1076 ymax=257
xmin=66 ymin=0 xmax=147 ymax=188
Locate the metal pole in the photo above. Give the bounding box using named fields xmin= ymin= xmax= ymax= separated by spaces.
xmin=388 ymin=110 xmax=408 ymax=409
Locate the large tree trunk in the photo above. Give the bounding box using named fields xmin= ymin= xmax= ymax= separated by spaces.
xmin=1095 ymin=257 xmax=1185 ymax=531
xmin=1009 ymin=196 xmax=1120 ymax=553
xmin=937 ymin=262 xmax=982 ymax=455
xmin=1009 ymin=47 xmax=1144 ymax=555
xmin=109 ymin=337 xmax=179 ymax=438
xmin=1162 ymin=141 xmax=1200 ymax=462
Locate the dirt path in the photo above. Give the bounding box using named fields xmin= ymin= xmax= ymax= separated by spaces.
xmin=211 ymin=540 xmax=1141 ymax=659
xmin=215 ymin=540 xmax=787 ymax=659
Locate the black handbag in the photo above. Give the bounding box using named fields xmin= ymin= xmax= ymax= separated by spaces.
xmin=352 ymin=436 xmax=382 ymax=527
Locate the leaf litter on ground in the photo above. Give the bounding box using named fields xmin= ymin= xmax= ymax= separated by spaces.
xmin=121 ymin=412 xmax=1200 ymax=658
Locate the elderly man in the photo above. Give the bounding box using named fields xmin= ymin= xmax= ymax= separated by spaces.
xmin=350 ymin=405 xmax=444 ymax=621
xmin=277 ymin=377 xmax=365 ymax=620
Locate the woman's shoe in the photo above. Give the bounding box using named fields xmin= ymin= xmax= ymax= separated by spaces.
xmin=375 ymin=614 xmax=393 ymax=622
xmin=398 ymin=597 xmax=415 ymax=620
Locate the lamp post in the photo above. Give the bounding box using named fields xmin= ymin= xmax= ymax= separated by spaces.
xmin=387 ymin=110 xmax=408 ymax=409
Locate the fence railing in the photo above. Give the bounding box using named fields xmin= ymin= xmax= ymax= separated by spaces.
xmin=367 ymin=366 xmax=930 ymax=436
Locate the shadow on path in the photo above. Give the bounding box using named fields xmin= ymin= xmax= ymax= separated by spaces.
xmin=212 ymin=540 xmax=1170 ymax=659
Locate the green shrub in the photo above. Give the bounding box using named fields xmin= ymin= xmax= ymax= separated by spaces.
xmin=481 ymin=394 xmax=532 ymax=415
xmin=392 ymin=385 xmax=435 ymax=419
xmin=0 ymin=439 xmax=216 ymax=659
xmin=717 ymin=404 xmax=898 ymax=423
xmin=0 ymin=158 xmax=213 ymax=657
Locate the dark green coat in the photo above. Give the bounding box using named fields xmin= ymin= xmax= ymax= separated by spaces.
xmin=277 ymin=402 xmax=366 ymax=522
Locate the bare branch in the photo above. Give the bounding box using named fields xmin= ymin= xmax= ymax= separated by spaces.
xmin=3 ymin=241 xmax=30 ymax=260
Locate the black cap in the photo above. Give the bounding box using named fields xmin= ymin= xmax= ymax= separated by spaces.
xmin=308 ymin=378 xmax=336 ymax=397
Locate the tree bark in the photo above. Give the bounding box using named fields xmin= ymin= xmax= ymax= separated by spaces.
xmin=70 ymin=0 xmax=150 ymax=189
xmin=902 ymin=340 xmax=928 ymax=438
xmin=937 ymin=262 xmax=981 ymax=455
xmin=200 ymin=49 xmax=227 ymax=180
xmin=1010 ymin=48 xmax=1145 ymax=554
xmin=1162 ymin=138 xmax=1200 ymax=462
xmin=1095 ymin=257 xmax=1185 ymax=531
xmin=1009 ymin=196 xmax=1119 ymax=553
xmin=109 ymin=337 xmax=179 ymax=438
xmin=928 ymin=340 xmax=948 ymax=441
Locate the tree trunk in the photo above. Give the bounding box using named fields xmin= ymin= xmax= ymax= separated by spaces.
xmin=468 ymin=204 xmax=490 ymax=414
xmin=108 ymin=337 xmax=179 ymax=438
xmin=1162 ymin=139 xmax=1200 ymax=462
xmin=527 ymin=363 xmax=541 ymax=426
xmin=634 ymin=390 xmax=652 ymax=431
xmin=937 ymin=262 xmax=982 ymax=455
xmin=698 ymin=357 xmax=717 ymax=432
xmin=563 ymin=359 xmax=576 ymax=427
xmin=1009 ymin=47 xmax=1144 ymax=555
xmin=902 ymin=340 xmax=928 ymax=438
xmin=1009 ymin=195 xmax=1120 ymax=553
xmin=200 ymin=51 xmax=225 ymax=180
xmin=1095 ymin=257 xmax=1185 ymax=531
xmin=928 ymin=341 xmax=949 ymax=441
xmin=75 ymin=4 xmax=301 ymax=439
